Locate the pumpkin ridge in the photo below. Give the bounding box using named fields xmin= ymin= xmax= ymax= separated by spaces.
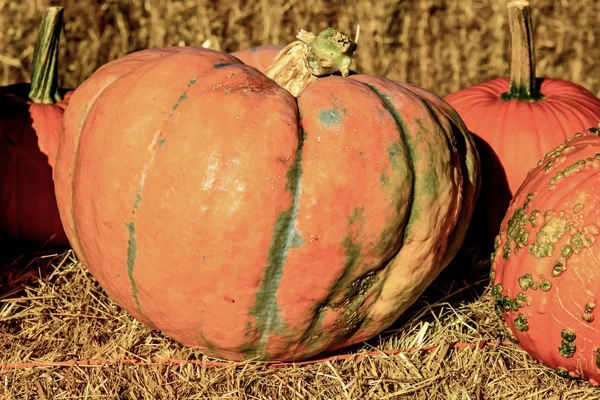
xmin=361 ymin=82 xmax=416 ymax=242
xmin=388 ymin=92 xmax=465 ymax=272
xmin=125 ymin=128 xmax=167 ymax=318
xmin=246 ymin=127 xmax=305 ymax=358
xmin=124 ymin=76 xmax=198 ymax=318
xmin=63 ymin=102 xmax=90 ymax=262
xmin=290 ymin=207 xmax=373 ymax=349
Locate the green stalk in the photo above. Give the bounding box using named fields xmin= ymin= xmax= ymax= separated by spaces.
xmin=501 ymin=1 xmax=544 ymax=101
xmin=28 ymin=6 xmax=64 ymax=104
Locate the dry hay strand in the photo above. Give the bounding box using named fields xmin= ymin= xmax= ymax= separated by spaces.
xmin=1 ymin=0 xmax=599 ymax=98
xmin=1 ymin=251 xmax=600 ymax=399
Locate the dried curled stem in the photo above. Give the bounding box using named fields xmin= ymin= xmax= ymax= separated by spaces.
xmin=266 ymin=27 xmax=357 ymax=97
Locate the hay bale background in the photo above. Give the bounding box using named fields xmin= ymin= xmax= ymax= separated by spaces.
xmin=2 ymin=0 xmax=600 ymax=398
xmin=1 ymin=0 xmax=599 ymax=98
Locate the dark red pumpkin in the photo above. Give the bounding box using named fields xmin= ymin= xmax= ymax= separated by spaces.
xmin=444 ymin=1 xmax=600 ymax=259
xmin=54 ymin=28 xmax=479 ymax=361
xmin=0 ymin=6 xmax=70 ymax=246
xmin=491 ymin=124 xmax=600 ymax=385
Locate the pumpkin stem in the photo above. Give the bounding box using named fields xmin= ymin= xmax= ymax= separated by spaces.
xmin=28 ymin=6 xmax=64 ymax=104
xmin=265 ymin=27 xmax=356 ymax=97
xmin=501 ymin=1 xmax=544 ymax=101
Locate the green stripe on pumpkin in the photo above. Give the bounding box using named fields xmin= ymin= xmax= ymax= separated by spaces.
xmin=125 ymin=78 xmax=196 ymax=317
xmin=246 ymin=127 xmax=306 ymax=358
xmin=363 ymin=83 xmax=417 ymax=241
xmin=125 ymin=221 xmax=143 ymax=313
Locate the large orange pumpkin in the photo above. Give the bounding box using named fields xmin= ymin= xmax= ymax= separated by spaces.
xmin=444 ymin=1 xmax=600 ymax=259
xmin=55 ymin=28 xmax=480 ymax=361
xmin=0 ymin=6 xmax=70 ymax=246
xmin=491 ymin=125 xmax=600 ymax=385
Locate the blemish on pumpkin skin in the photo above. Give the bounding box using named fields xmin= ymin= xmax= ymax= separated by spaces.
xmin=318 ymin=108 xmax=342 ymax=127
xmin=385 ymin=142 xmax=406 ymax=169
xmin=275 ymin=155 xmax=291 ymax=164
xmin=170 ymin=77 xmax=198 ymax=114
xmin=380 ymin=174 xmax=389 ymax=186
xmin=172 ymin=92 xmax=188 ymax=111
xmin=329 ymin=93 xmax=348 ymax=115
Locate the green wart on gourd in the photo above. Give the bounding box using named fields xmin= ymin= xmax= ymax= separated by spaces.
xmin=539 ymin=279 xmax=552 ymax=291
xmin=510 ymin=292 xmax=527 ymax=311
xmin=528 ymin=211 xmax=570 ymax=259
xmin=548 ymin=158 xmax=587 ymax=190
xmin=556 ymin=368 xmax=571 ymax=379
xmin=492 ymin=283 xmax=528 ymax=316
xmin=583 ymin=303 xmax=596 ymax=323
xmin=514 ymin=314 xmax=529 ymax=331
xmin=559 ymin=330 xmax=577 ymax=358
xmin=518 ymin=274 xmax=536 ymax=290
xmin=502 ymin=194 xmax=535 ymax=259
xmin=552 ymin=258 xmax=567 ymax=277
xmin=492 ymin=283 xmax=511 ymax=317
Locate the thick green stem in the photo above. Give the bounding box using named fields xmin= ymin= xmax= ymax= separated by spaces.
xmin=501 ymin=1 xmax=543 ymax=101
xmin=266 ymin=27 xmax=356 ymax=97
xmin=28 ymin=6 xmax=64 ymax=104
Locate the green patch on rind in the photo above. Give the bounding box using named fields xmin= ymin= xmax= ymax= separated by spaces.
xmin=318 ymin=108 xmax=342 ymax=127
xmin=125 ymin=222 xmax=143 ymax=313
xmin=246 ymin=128 xmax=305 ymax=359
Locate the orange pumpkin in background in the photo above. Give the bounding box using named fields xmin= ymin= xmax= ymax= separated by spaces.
xmin=232 ymin=45 xmax=284 ymax=74
xmin=491 ymin=125 xmax=600 ymax=385
xmin=445 ymin=0 xmax=600 ymax=260
xmin=0 ymin=6 xmax=70 ymax=246
xmin=54 ymin=28 xmax=479 ymax=361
